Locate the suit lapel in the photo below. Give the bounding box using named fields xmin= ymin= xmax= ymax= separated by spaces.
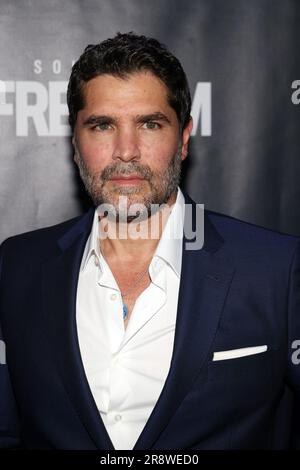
xmin=133 ymin=193 xmax=236 ymax=449
xmin=42 ymin=208 xmax=115 ymax=450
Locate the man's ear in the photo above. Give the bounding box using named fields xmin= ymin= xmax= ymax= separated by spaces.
xmin=181 ymin=116 xmax=193 ymax=161
xmin=72 ymin=135 xmax=78 ymax=163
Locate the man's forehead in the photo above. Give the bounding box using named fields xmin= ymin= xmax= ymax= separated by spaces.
xmin=82 ymin=71 xmax=169 ymax=100
xmin=78 ymin=72 xmax=176 ymax=120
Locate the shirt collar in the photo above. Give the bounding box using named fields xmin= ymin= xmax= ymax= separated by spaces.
xmin=80 ymin=187 xmax=185 ymax=278
xmin=151 ymin=187 xmax=184 ymax=278
xmin=80 ymin=205 xmax=102 ymax=273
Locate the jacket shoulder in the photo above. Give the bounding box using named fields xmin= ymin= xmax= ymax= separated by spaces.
xmin=205 ymin=208 xmax=300 ymax=251
xmin=182 ymin=189 xmax=299 ymax=249
xmin=1 ymin=209 xmax=92 ymax=252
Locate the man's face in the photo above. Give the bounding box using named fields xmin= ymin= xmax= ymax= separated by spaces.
xmin=73 ymin=71 xmax=192 ymax=220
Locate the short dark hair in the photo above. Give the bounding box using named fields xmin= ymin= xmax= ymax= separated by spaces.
xmin=67 ymin=32 xmax=191 ymax=132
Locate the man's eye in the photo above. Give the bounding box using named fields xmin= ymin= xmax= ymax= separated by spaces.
xmin=94 ymin=123 xmax=111 ymax=131
xmin=143 ymin=121 xmax=160 ymax=130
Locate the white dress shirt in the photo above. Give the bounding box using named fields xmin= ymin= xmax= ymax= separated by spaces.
xmin=76 ymin=187 xmax=185 ymax=450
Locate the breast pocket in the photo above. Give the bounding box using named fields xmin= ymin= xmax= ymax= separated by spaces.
xmin=207 ymin=347 xmax=277 ymax=383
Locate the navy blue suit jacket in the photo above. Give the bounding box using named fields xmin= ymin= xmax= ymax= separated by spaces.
xmin=0 ymin=190 xmax=300 ymax=449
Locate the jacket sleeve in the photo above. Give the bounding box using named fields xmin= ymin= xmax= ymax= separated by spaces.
xmin=287 ymin=240 xmax=300 ymax=449
xmin=0 ymin=240 xmax=21 ymax=448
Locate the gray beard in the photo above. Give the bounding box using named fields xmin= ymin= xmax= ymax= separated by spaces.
xmin=74 ymin=142 xmax=183 ymax=222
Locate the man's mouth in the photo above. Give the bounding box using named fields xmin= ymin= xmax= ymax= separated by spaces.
xmin=109 ymin=175 xmax=145 ymax=185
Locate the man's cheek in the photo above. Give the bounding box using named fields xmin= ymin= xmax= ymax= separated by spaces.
xmin=147 ymin=148 xmax=169 ymax=165
xmin=81 ymin=148 xmax=108 ymax=170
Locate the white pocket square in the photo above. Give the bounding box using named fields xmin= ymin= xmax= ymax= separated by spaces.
xmin=212 ymin=345 xmax=268 ymax=361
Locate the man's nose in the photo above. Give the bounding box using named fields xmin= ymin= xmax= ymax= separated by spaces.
xmin=112 ymin=128 xmax=141 ymax=162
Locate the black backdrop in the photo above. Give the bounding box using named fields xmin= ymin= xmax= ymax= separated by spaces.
xmin=0 ymin=0 xmax=299 ymax=243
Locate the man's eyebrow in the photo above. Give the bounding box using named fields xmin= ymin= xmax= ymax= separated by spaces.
xmin=83 ymin=112 xmax=171 ymax=126
xmin=136 ymin=112 xmax=171 ymax=125
xmin=83 ymin=115 xmax=115 ymax=126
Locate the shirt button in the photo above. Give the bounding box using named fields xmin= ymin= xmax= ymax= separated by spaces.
xmin=110 ymin=293 xmax=117 ymax=301
xmin=94 ymin=257 xmax=99 ymax=267
xmin=114 ymin=414 xmax=122 ymax=422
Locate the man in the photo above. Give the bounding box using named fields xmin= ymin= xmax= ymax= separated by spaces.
xmin=0 ymin=32 xmax=300 ymax=450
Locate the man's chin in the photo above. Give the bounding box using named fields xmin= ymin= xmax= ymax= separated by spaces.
xmin=106 ymin=179 xmax=147 ymax=195
xmin=103 ymin=186 xmax=148 ymax=202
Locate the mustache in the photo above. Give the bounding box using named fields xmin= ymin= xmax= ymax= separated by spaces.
xmin=101 ymin=162 xmax=153 ymax=181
